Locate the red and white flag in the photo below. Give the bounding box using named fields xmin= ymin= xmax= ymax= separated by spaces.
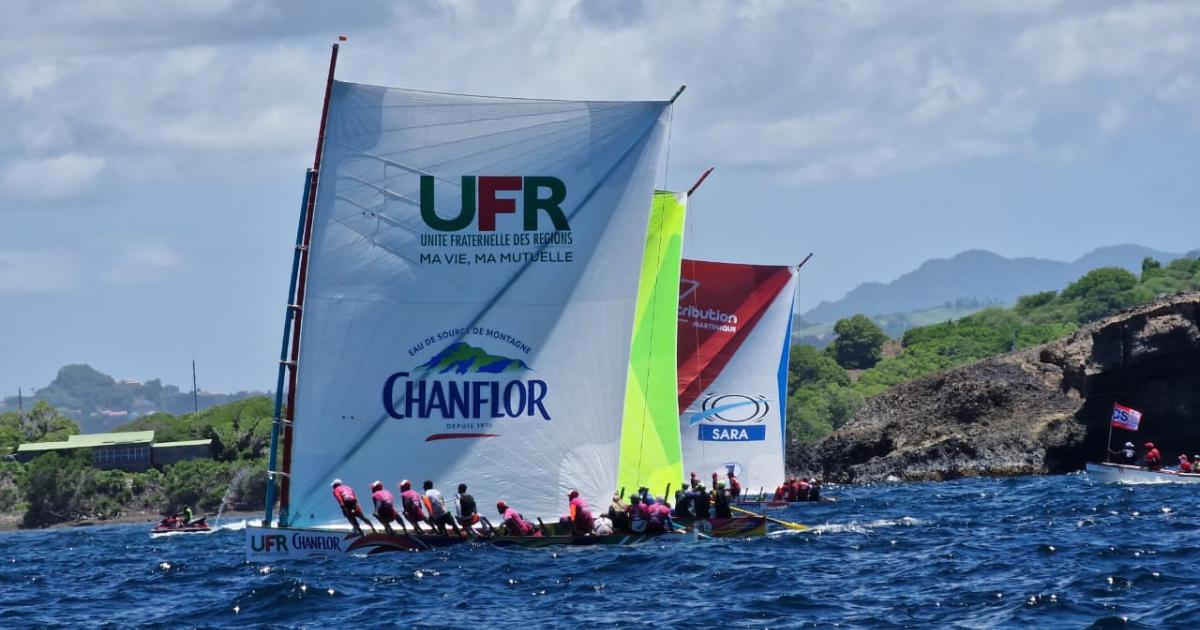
xmin=1111 ymin=403 xmax=1143 ymax=431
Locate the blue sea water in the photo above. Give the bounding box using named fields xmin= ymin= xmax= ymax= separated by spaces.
xmin=2 ymin=474 xmax=1198 ymax=628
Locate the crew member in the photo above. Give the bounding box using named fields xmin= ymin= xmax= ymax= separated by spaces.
xmin=608 ymin=493 xmax=630 ymax=530
xmin=455 ymin=483 xmax=479 ymax=528
xmin=712 ymin=482 xmax=732 ymax=518
xmin=399 ymin=479 xmax=428 ymax=531
xmin=773 ymin=483 xmax=786 ymax=501
xmin=807 ymin=478 xmax=822 ymax=502
xmin=673 ymin=489 xmax=693 ymax=519
xmin=563 ymin=489 xmax=594 ymax=535
xmin=1143 ymin=442 xmax=1162 ymax=470
xmin=646 ymin=497 xmax=674 ymax=534
xmin=726 ymin=465 xmax=742 ymax=500
xmin=1178 ymin=454 xmax=1193 ymax=474
xmin=496 ymin=500 xmax=536 ymax=536
xmin=331 ymin=479 xmax=375 ymax=536
xmin=1193 ymin=455 xmax=1200 ymax=473
xmin=1109 ymin=441 xmax=1137 ymax=464
xmin=691 ymin=484 xmax=711 ymax=518
xmin=182 ymin=506 xmax=194 ymax=527
xmin=627 ymin=494 xmax=648 ymax=532
xmin=370 ymin=480 xmax=398 ymax=535
xmin=423 ymin=480 xmax=456 ymax=535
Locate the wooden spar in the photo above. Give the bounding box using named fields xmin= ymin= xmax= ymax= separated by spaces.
xmin=685 ymin=166 xmax=713 ymax=198
xmin=279 ymin=41 xmax=340 ymax=526
xmin=797 ymin=252 xmax=813 ymax=270
xmin=669 ymin=84 xmax=687 ymax=103
xmin=263 ymin=169 xmax=312 ymax=526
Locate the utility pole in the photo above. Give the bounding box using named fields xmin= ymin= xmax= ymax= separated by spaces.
xmin=192 ymin=360 xmax=199 ymax=414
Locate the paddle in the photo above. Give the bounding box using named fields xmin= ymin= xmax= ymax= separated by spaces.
xmin=731 ymin=505 xmax=808 ymax=531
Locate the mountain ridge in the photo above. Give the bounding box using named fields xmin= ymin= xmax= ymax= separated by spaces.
xmin=802 ymin=244 xmax=1186 ymax=324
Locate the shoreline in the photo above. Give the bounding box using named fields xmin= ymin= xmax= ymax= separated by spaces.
xmin=0 ymin=509 xmax=263 ymax=533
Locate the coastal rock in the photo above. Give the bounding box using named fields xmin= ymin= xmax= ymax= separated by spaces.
xmin=794 ymin=292 xmax=1200 ymax=483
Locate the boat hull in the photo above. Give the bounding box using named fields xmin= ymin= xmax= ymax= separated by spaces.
xmin=245 ymin=524 xmax=690 ymax=559
xmin=675 ymin=516 xmax=768 ymax=537
xmin=1086 ymin=462 xmax=1200 ymax=484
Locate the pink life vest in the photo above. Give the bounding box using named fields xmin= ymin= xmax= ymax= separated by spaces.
xmin=569 ymin=497 xmax=594 ymax=531
xmin=372 ymin=489 xmax=396 ymax=519
xmin=503 ymin=507 xmax=534 ymax=536
xmin=400 ymin=489 xmax=426 ymax=519
xmin=332 ymin=484 xmax=356 ymax=505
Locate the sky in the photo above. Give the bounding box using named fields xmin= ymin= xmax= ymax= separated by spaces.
xmin=2 ymin=0 xmax=1199 ymax=394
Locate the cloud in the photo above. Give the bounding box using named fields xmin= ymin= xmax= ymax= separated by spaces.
xmin=100 ymin=241 xmax=182 ymax=285
xmin=0 ymin=249 xmax=81 ymax=293
xmin=1 ymin=0 xmax=1199 ymax=191
xmin=0 ymin=154 xmax=105 ymax=200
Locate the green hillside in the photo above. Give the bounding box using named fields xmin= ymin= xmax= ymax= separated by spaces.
xmin=787 ymin=257 xmax=1200 ymax=444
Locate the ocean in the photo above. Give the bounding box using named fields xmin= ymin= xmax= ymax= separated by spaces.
xmin=3 ymin=474 xmax=1197 ymax=628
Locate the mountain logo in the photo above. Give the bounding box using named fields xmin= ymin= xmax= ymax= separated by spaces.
xmin=418 ymin=342 xmax=530 ymax=375
xmin=382 ymin=340 xmax=548 ymax=422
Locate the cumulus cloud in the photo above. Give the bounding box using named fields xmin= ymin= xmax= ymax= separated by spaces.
xmin=100 ymin=240 xmax=182 ymax=285
xmin=0 ymin=249 xmax=81 ymax=293
xmin=0 ymin=153 xmax=105 ymax=200
xmin=1 ymin=0 xmax=1199 ymax=191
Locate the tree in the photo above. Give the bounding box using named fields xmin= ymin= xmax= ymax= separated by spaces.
xmin=789 ymin=344 xmax=850 ymax=387
xmin=1061 ymin=267 xmax=1138 ymax=323
xmin=1141 ymin=256 xmax=1162 ymax=280
xmin=22 ymin=401 xmax=80 ymax=442
xmin=827 ymin=314 xmax=889 ymax=369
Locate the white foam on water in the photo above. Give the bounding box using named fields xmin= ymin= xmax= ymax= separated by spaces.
xmin=801 ymin=516 xmax=924 ymax=535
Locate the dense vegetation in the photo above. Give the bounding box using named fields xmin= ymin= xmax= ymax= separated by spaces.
xmin=2 ymin=364 xmax=266 ymax=432
xmin=0 ymin=397 xmax=276 ymax=528
xmin=0 ymin=400 xmax=81 ymax=454
xmin=786 ymin=257 xmax=1200 ymax=444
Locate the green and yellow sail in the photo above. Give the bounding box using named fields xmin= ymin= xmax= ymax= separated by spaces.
xmin=617 ymin=190 xmax=687 ymax=497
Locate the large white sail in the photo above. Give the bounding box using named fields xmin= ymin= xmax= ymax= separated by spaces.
xmin=285 ymin=81 xmax=672 ymax=527
xmin=677 ymin=260 xmax=799 ymax=493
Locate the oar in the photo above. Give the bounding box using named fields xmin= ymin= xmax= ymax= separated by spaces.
xmin=731 ymin=505 xmax=808 ymax=531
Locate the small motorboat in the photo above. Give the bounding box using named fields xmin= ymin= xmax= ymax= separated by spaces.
xmin=1086 ymin=462 xmax=1200 ymax=484
xmin=151 ymin=515 xmax=211 ymax=534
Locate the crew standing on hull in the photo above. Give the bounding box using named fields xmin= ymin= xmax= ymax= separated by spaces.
xmin=370 ymin=480 xmax=398 ymax=535
xmin=423 ymin=480 xmax=456 ymax=535
xmin=399 ymin=480 xmax=429 ymax=531
xmin=331 ymin=479 xmax=375 ymax=536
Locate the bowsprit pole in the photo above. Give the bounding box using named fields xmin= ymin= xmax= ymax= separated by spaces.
xmin=278 ymin=38 xmax=341 ymax=527
xmin=686 ymin=166 xmax=713 ymax=198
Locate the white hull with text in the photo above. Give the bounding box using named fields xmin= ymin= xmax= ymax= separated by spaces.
xmin=1085 ymin=462 xmax=1200 ymax=484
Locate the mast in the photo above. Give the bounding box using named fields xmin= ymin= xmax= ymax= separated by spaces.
xmin=264 ymin=169 xmax=313 ymax=526
xmin=191 ymin=359 xmax=199 ymax=413
xmin=278 ymin=41 xmax=341 ymax=527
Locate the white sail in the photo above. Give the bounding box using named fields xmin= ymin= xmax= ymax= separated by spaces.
xmin=286 ymin=81 xmax=672 ymax=527
xmin=677 ymin=260 xmax=799 ymax=493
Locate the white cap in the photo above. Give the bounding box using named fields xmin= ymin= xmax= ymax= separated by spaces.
xmin=331 ymin=478 xmax=343 ymax=487
xmin=1124 ymin=442 xmax=1134 ymax=448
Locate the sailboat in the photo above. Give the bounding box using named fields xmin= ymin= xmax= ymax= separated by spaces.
xmin=675 ymin=259 xmax=803 ymax=512
xmin=246 ymin=42 xmax=692 ymax=558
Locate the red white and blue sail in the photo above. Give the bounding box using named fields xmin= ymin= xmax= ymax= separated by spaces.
xmin=677 ymin=260 xmax=799 ymax=492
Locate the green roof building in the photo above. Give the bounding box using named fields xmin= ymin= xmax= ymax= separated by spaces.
xmin=14 ymin=431 xmax=212 ymax=471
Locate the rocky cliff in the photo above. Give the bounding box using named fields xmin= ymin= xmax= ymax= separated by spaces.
xmin=793 ymin=293 xmax=1200 ymax=483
